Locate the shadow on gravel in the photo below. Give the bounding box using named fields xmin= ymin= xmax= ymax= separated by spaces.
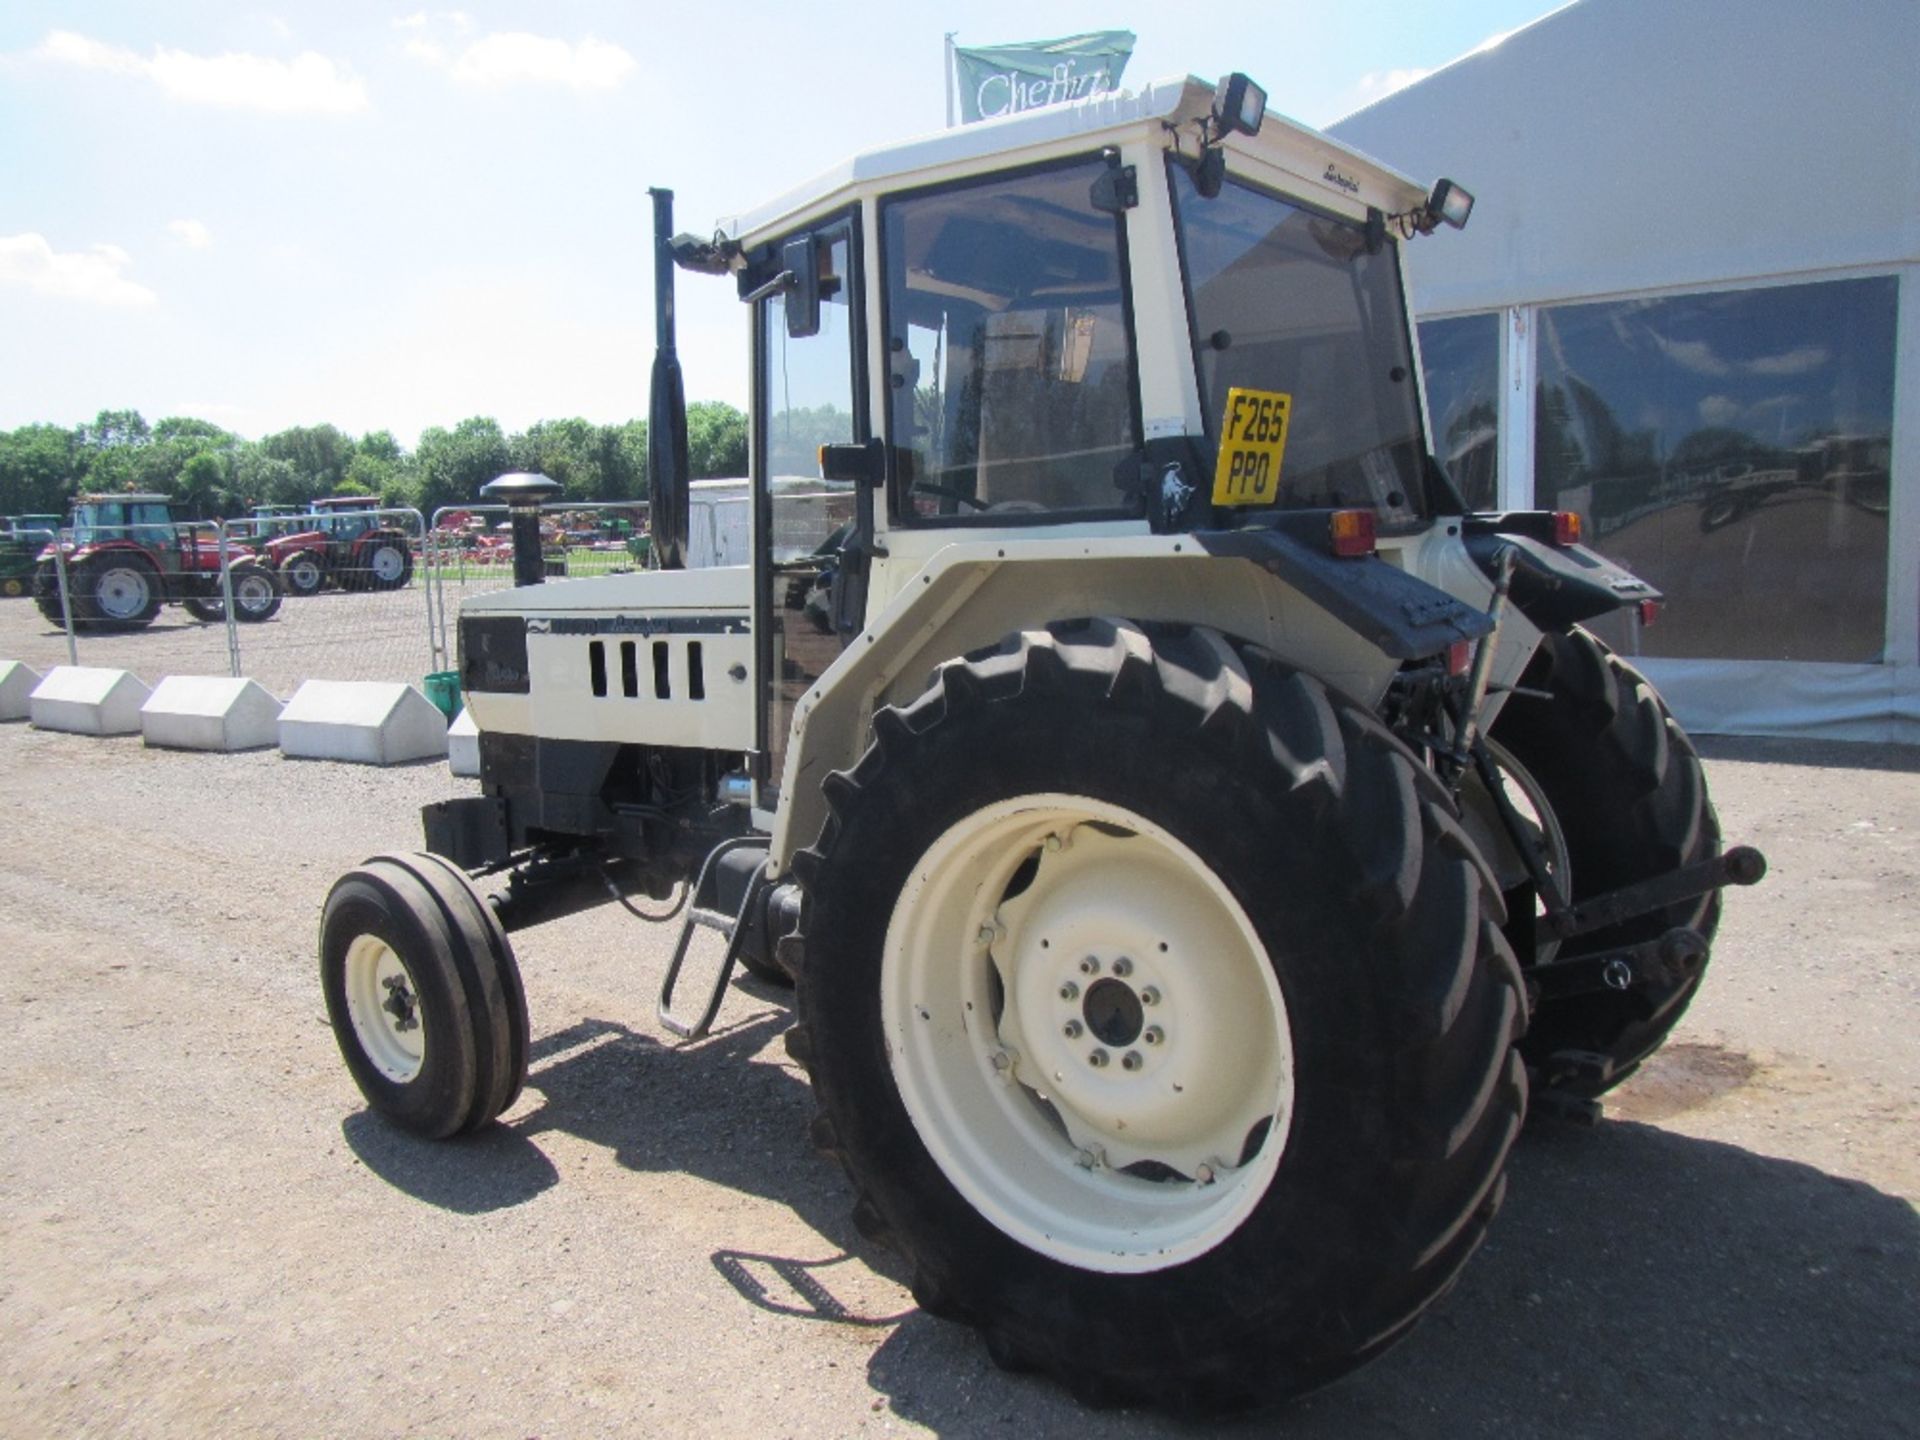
xmin=1696 ymin=734 xmax=1920 ymax=774
xmin=340 ymin=1109 xmax=559 ymax=1213
xmin=506 ymin=1008 xmax=896 ymax=1263
xmin=864 ymin=1122 xmax=1920 ymax=1438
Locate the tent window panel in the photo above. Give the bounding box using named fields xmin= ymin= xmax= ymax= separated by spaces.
xmin=1418 ymin=313 xmax=1501 ymax=511
xmin=1533 ymin=276 xmax=1896 ymax=664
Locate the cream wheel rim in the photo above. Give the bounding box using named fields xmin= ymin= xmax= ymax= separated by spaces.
xmin=882 ymin=794 xmax=1293 ymax=1273
xmin=344 ymin=934 xmax=426 ymax=1083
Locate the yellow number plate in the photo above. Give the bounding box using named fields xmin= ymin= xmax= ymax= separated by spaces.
xmin=1212 ymin=387 xmax=1293 ymax=507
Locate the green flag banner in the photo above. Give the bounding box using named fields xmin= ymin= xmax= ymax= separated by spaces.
xmin=951 ymin=31 xmax=1136 ymax=125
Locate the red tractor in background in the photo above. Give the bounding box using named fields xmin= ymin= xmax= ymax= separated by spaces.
xmin=254 ymin=496 xmax=415 ymax=597
xmin=32 ymin=494 xmax=284 ymax=630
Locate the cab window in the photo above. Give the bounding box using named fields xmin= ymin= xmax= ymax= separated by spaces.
xmin=882 ymin=156 xmax=1141 ymax=523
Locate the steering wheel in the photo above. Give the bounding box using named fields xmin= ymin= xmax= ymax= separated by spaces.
xmin=910 ymin=483 xmax=988 ymax=512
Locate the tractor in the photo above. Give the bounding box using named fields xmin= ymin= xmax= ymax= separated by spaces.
xmin=255 ymin=495 xmax=415 ymax=597
xmin=33 ymin=494 xmax=283 ymax=629
xmin=0 ymin=515 xmax=60 ymax=598
xmin=318 ymin=74 xmax=1764 ymax=1413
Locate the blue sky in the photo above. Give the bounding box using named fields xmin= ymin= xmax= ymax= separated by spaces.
xmin=0 ymin=2 xmax=1565 ymax=444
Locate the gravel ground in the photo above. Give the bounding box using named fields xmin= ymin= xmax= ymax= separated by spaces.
xmin=0 ymin=722 xmax=1914 ymax=1437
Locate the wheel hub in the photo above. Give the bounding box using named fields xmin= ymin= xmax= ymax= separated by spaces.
xmin=97 ymin=567 xmax=150 ymax=619
xmin=343 ymin=934 xmax=426 ymax=1083
xmin=380 ymin=974 xmax=420 ymax=1031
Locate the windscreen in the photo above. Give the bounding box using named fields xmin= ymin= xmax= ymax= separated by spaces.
xmin=1171 ymin=163 xmax=1427 ymax=528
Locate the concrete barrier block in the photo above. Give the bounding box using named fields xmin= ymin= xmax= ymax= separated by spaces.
xmin=447 ymin=707 xmax=480 ymax=778
xmin=1 ymin=660 xmax=45 ymax=721
xmin=141 ymin=675 xmax=284 ymax=752
xmin=29 ymin=666 xmax=150 ymax=736
xmin=278 ymin=680 xmax=449 ymax=766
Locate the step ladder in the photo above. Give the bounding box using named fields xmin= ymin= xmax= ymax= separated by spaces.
xmin=657 ymin=836 xmax=771 ymax=1041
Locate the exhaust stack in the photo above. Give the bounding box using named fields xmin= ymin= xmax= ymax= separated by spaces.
xmin=647 ymin=188 xmax=690 ymax=571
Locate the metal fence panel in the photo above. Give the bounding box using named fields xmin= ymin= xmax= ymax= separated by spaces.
xmin=216 ymin=507 xmax=431 ymax=693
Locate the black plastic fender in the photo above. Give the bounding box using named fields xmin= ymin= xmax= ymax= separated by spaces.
xmin=1196 ymin=520 xmax=1492 ymax=660
xmin=1463 ymin=514 xmax=1659 ymax=631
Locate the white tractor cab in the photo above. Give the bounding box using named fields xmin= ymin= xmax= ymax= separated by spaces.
xmin=319 ymin=74 xmax=1764 ymax=1413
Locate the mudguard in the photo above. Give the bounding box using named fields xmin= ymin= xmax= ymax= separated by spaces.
xmin=1197 ymin=521 xmax=1493 ymax=659
xmin=1463 ymin=514 xmax=1658 ymax=631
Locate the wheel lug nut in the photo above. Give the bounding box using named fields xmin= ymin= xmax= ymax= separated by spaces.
xmin=1062 ymin=1020 xmax=1082 ymax=1039
xmin=1088 ymin=1048 xmax=1109 ymax=1068
xmin=1080 ymin=956 xmax=1100 ymax=975
xmin=1111 ymin=957 xmax=1132 ymax=977
xmin=1059 ymin=981 xmax=1079 ymax=1001
xmin=1143 ymin=1025 xmax=1163 ymax=1045
xmin=1140 ymin=987 xmax=1160 ymax=1006
xmin=1121 ymin=1051 xmax=1143 ymax=1071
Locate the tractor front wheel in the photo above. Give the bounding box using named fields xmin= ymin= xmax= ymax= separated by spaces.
xmin=281 ymin=550 xmax=326 ymax=597
xmin=320 ymin=852 xmax=529 ymax=1138
xmin=227 ymin=559 xmax=283 ymax=622
xmin=789 ymin=619 xmax=1526 ymax=1413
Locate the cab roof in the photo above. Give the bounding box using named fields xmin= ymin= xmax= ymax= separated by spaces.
xmin=721 ymin=74 xmax=1430 ymax=246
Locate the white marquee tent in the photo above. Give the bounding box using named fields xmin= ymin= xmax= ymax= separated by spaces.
xmin=1330 ymin=0 xmax=1919 ymax=741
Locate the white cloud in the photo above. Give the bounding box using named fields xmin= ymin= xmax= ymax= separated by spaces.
xmin=0 ymin=233 xmax=157 ymax=307
xmin=34 ymin=30 xmax=368 ymax=113
xmin=167 ymin=219 xmax=213 ymax=250
xmin=401 ymin=20 xmax=635 ymax=92
xmin=1747 ymin=344 xmax=1830 ymax=377
xmin=1696 ymin=395 xmax=1742 ymax=427
xmin=1349 ymin=67 xmax=1432 ymax=109
xmin=1652 ymin=334 xmax=1732 ymax=378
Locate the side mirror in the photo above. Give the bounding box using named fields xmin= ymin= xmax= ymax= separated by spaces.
xmin=783 ymin=233 xmax=820 ymax=339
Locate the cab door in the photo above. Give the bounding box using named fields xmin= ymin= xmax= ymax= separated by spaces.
xmin=750 ymin=212 xmax=867 ymax=807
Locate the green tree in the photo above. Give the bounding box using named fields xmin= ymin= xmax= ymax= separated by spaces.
xmin=258 ymin=424 xmax=358 ymax=502
xmin=512 ymin=417 xmax=605 ymax=501
xmin=414 ymin=416 xmax=511 ymax=520
xmin=345 ymin=429 xmax=414 ymax=506
xmin=599 ymin=419 xmax=647 ymax=500
xmin=0 ymin=424 xmax=84 ymax=514
xmin=686 ymin=400 xmax=747 ymax=479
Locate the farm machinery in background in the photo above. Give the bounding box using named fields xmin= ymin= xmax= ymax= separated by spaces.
xmin=0 ymin=514 xmax=61 ymax=599
xmin=32 ymin=494 xmax=282 ymax=629
xmin=248 ymin=496 xmax=415 ymax=596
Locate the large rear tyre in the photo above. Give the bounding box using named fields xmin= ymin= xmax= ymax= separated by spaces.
xmin=1491 ymin=626 xmax=1721 ymax=1096
xmin=32 ymin=562 xmax=65 ymax=626
xmin=789 ymin=619 xmax=1526 ymax=1414
xmin=320 ymin=852 xmax=529 ymax=1138
xmin=73 ymin=554 xmax=161 ymax=629
xmin=362 ymin=535 xmax=414 ymax=591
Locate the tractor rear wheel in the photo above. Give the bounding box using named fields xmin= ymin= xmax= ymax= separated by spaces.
xmin=73 ymin=554 xmax=161 ymax=629
xmin=363 ymin=536 xmax=413 ymax=591
xmin=789 ymin=619 xmax=1526 ymax=1414
xmin=320 ymin=852 xmax=529 ymax=1138
xmin=32 ymin=562 xmax=65 ymax=626
xmin=1490 ymin=626 xmax=1721 ymax=1096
